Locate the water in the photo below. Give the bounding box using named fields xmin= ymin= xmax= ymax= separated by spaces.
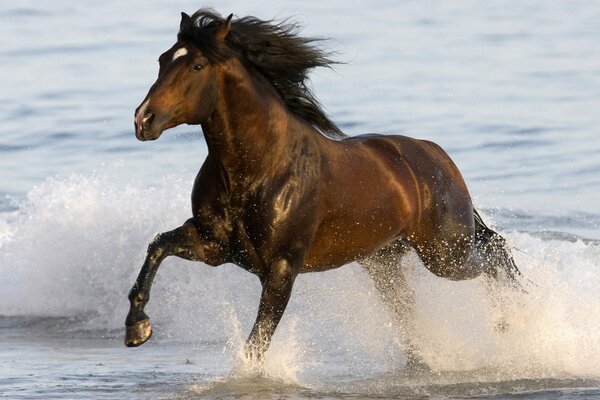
xmin=1 ymin=0 xmax=600 ymax=398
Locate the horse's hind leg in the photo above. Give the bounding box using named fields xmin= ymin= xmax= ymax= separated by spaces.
xmin=361 ymin=240 xmax=422 ymax=365
xmin=125 ymin=219 xmax=224 ymax=347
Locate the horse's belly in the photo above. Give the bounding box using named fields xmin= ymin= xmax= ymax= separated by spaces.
xmin=301 ymin=208 xmax=409 ymax=272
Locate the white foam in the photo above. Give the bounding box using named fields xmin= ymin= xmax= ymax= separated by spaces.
xmin=1 ymin=173 xmax=600 ymax=382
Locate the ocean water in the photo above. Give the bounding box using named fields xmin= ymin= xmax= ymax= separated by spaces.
xmin=1 ymin=0 xmax=600 ymax=399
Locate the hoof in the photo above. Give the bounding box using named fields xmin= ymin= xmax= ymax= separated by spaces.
xmin=125 ymin=318 xmax=152 ymax=347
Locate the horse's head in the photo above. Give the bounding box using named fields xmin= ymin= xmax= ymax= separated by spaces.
xmin=134 ymin=12 xmax=232 ymax=141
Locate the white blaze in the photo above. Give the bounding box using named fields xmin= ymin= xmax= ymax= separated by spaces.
xmin=172 ymin=47 xmax=188 ymax=62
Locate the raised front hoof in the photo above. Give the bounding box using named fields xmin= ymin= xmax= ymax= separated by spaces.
xmin=125 ymin=318 xmax=153 ymax=347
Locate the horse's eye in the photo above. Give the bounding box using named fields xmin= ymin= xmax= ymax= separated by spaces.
xmin=193 ymin=64 xmax=204 ymax=71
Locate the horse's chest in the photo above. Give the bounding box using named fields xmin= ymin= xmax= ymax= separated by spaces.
xmin=222 ymin=185 xmax=314 ymax=272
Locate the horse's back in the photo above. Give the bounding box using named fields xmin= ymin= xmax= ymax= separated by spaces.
xmin=341 ymin=133 xmax=472 ymax=214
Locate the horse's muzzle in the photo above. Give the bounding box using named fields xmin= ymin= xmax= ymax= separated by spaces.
xmin=134 ymin=111 xmax=157 ymax=141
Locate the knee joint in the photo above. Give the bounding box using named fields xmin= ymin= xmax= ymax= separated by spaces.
xmin=272 ymin=259 xmax=295 ymax=277
xmin=147 ymin=232 xmax=174 ymax=258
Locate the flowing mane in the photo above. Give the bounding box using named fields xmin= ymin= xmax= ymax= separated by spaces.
xmin=177 ymin=8 xmax=345 ymax=139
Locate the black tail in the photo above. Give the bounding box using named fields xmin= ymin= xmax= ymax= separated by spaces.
xmin=473 ymin=209 xmax=522 ymax=285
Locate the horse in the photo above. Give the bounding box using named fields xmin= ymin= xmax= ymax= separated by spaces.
xmin=125 ymin=9 xmax=522 ymax=364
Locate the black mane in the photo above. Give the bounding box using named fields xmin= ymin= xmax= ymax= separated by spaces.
xmin=178 ymin=8 xmax=345 ymax=139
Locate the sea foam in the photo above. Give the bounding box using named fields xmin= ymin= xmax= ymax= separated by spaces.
xmin=1 ymin=173 xmax=599 ymax=382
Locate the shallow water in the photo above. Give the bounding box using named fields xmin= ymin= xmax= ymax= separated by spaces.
xmin=1 ymin=0 xmax=600 ymax=399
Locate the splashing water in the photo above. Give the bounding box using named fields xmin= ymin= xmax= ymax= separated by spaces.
xmin=1 ymin=173 xmax=600 ymax=392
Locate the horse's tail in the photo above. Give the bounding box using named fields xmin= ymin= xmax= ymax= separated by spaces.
xmin=473 ymin=209 xmax=522 ymax=285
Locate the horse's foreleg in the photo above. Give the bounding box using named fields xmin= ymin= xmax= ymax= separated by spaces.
xmin=245 ymin=259 xmax=298 ymax=364
xmin=125 ymin=220 xmax=221 ymax=347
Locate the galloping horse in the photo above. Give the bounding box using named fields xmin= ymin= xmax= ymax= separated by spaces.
xmin=125 ymin=9 xmax=521 ymax=362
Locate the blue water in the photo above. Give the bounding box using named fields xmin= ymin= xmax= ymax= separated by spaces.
xmin=1 ymin=1 xmax=600 ymax=399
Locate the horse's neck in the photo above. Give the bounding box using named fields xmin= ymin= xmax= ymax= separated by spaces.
xmin=201 ymin=59 xmax=293 ymax=173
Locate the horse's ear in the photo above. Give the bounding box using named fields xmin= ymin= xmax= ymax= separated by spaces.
xmin=214 ymin=13 xmax=233 ymax=41
xmin=180 ymin=12 xmax=192 ymax=32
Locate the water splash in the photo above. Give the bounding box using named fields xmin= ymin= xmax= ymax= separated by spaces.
xmin=404 ymin=232 xmax=600 ymax=379
xmin=1 ymin=173 xmax=599 ymax=385
xmin=224 ymin=309 xmax=306 ymax=383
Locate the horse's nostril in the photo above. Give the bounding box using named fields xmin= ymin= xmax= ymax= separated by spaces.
xmin=142 ymin=113 xmax=155 ymax=129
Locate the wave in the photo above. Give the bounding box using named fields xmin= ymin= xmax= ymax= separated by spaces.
xmin=1 ymin=173 xmax=599 ymax=382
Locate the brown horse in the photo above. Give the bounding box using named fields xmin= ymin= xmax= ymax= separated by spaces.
xmin=125 ymin=9 xmax=521 ymax=363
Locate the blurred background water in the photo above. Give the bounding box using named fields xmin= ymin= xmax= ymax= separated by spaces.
xmin=1 ymin=1 xmax=600 ymax=399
